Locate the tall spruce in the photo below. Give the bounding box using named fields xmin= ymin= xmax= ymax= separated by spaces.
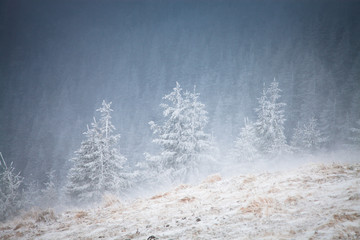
xmin=254 ymin=79 xmax=289 ymax=155
xmin=66 ymin=119 xmax=103 ymax=202
xmin=66 ymin=101 xmax=131 ymax=204
xmin=145 ymin=83 xmax=213 ymax=183
xmin=96 ymin=101 xmax=131 ymax=193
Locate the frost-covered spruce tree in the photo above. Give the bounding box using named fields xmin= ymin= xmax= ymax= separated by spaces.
xmin=66 ymin=101 xmax=131 ymax=204
xmin=183 ymin=87 xmax=216 ymax=175
xmin=146 ymin=83 xmax=213 ymax=183
xmin=291 ymin=117 xmax=324 ymax=153
xmin=254 ymin=79 xmax=289 ymax=155
xmin=0 ymin=153 xmax=23 ymax=221
xmin=96 ymin=101 xmax=133 ymax=194
xmin=66 ymin=119 xmax=103 ymax=202
xmin=231 ymin=118 xmax=260 ymax=163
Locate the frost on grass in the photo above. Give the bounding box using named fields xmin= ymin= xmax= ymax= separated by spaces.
xmin=1 ymin=162 xmax=360 ymax=239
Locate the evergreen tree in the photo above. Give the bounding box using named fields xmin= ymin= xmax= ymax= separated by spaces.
xmin=66 ymin=101 xmax=132 ymax=204
xmin=0 ymin=153 xmax=23 ymax=221
xmin=146 ymin=83 xmax=214 ymax=183
xmin=184 ymin=87 xmax=217 ymax=175
xmin=291 ymin=117 xmax=324 ymax=153
xmin=96 ymin=101 xmax=132 ymax=194
xmin=254 ymin=79 xmax=289 ymax=155
xmin=66 ymin=120 xmax=102 ymax=202
xmin=231 ymin=118 xmax=260 ymax=163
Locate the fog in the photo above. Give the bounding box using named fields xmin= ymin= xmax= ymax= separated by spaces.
xmin=1 ymin=0 xmax=360 ymax=190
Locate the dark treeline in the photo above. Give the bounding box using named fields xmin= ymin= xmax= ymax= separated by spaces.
xmin=0 ymin=0 xmax=360 ymax=184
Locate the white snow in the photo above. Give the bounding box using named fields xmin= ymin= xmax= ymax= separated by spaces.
xmin=1 ymin=161 xmax=360 ymax=239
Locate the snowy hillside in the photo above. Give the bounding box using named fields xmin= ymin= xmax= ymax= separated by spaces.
xmin=1 ymin=162 xmax=360 ymax=240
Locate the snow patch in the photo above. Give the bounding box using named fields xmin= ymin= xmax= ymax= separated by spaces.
xmin=1 ymin=162 xmax=360 ymax=239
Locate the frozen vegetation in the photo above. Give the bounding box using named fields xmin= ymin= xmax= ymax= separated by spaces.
xmin=0 ymin=154 xmax=359 ymax=239
xmin=66 ymin=100 xmax=136 ymax=204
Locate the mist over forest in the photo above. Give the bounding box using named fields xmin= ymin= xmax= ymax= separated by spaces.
xmin=1 ymin=0 xmax=360 ymax=192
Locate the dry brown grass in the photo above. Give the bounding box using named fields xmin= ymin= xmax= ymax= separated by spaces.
xmin=102 ymin=194 xmax=122 ymax=208
xmin=202 ymin=174 xmax=222 ymax=184
xmin=1 ymin=234 xmax=12 ymax=240
xmin=268 ymin=187 xmax=281 ymax=193
xmin=349 ymin=193 xmax=360 ymax=201
xmin=333 ymin=213 xmax=360 ymax=222
xmin=56 ymin=223 xmax=71 ymax=231
xmin=0 ymin=226 xmax=12 ymax=231
xmin=243 ymin=176 xmax=256 ymax=184
xmin=331 ymin=225 xmax=360 ymax=240
xmin=35 ymin=209 xmax=57 ymax=223
xmin=15 ymin=232 xmax=24 ymax=238
xmin=13 ymin=223 xmax=23 ymax=230
xmin=179 ymin=196 xmax=195 ymax=203
xmin=316 ymin=221 xmax=336 ymax=230
xmin=240 ymin=197 xmax=276 ymax=217
xmin=74 ymin=211 xmax=88 ymax=219
xmin=23 ymin=208 xmax=57 ymax=223
xmin=151 ymin=191 xmax=171 ymax=200
xmin=316 ymin=212 xmax=360 ymax=232
xmin=5 ymin=208 xmax=56 ymax=239
xmin=124 ymin=229 xmax=141 ymax=239
xmin=151 ymin=194 xmax=164 ymax=200
xmin=285 ymin=195 xmax=303 ymax=205
xmin=175 ymin=184 xmax=190 ymax=191
xmin=2 ymin=162 xmax=358 ymax=240
xmin=316 ymin=163 xmax=349 ymax=175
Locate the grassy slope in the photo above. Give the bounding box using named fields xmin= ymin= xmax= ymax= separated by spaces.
xmin=1 ymin=162 xmax=360 ymax=240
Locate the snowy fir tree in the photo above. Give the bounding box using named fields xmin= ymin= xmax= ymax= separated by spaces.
xmin=0 ymin=153 xmax=23 ymax=221
xmin=66 ymin=120 xmax=103 ymax=203
xmin=291 ymin=117 xmax=324 ymax=153
xmin=183 ymin=87 xmax=217 ymax=175
xmin=145 ymin=82 xmax=214 ymax=183
xmin=66 ymin=101 xmax=133 ymax=204
xmin=231 ymin=118 xmax=260 ymax=164
xmin=254 ymin=79 xmax=289 ymax=155
xmin=95 ymin=100 xmax=134 ymax=193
